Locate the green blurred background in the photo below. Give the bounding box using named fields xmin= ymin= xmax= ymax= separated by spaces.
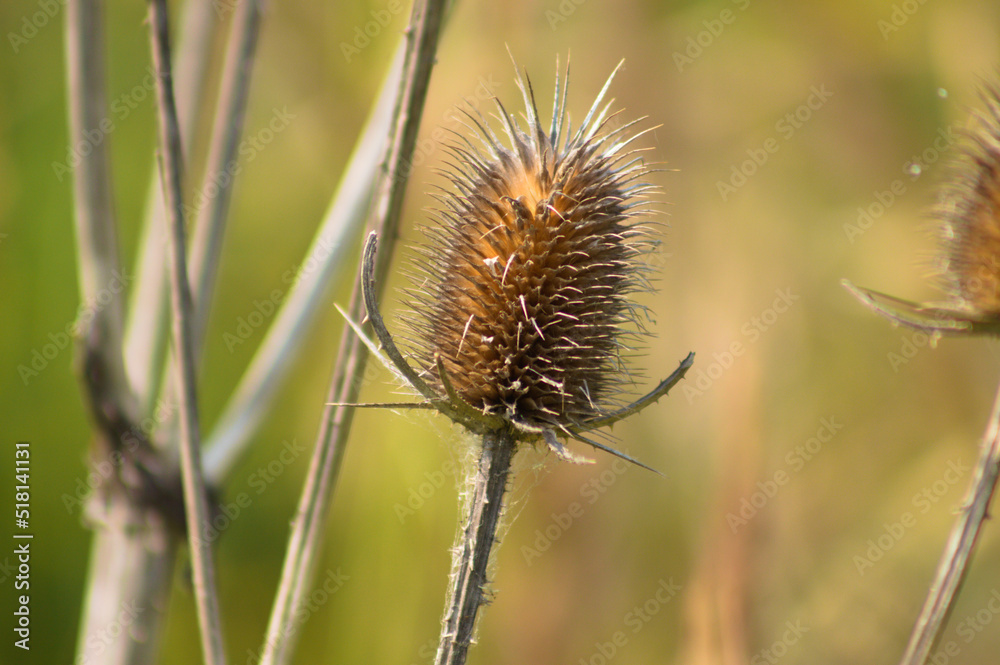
xmin=5 ymin=0 xmax=1000 ymax=663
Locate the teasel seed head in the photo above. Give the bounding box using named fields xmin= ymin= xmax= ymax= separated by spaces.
xmin=347 ymin=57 xmax=693 ymax=469
xmin=845 ymin=80 xmax=1000 ymax=336
xmin=936 ymin=81 xmax=1000 ymax=319
xmin=401 ymin=58 xmax=661 ymax=437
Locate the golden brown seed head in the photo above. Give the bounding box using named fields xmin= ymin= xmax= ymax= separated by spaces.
xmin=403 ymin=60 xmax=657 ymax=432
xmin=938 ymin=82 xmax=1000 ymax=316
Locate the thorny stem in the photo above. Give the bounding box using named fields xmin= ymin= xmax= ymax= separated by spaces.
xmin=148 ymin=1 xmax=227 ymax=664
xmin=436 ymin=427 xmax=518 ymax=665
xmin=898 ymin=378 xmax=1000 ymax=665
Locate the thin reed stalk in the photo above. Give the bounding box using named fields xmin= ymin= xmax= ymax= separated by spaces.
xmin=147 ymin=0 xmax=227 ymax=663
xmin=898 ymin=379 xmax=1000 ymax=665
xmin=256 ymin=1 xmax=448 ymax=663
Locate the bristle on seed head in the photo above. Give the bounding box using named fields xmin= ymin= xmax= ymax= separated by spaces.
xmin=402 ymin=57 xmax=659 ymax=433
xmin=937 ymin=81 xmax=1000 ymax=317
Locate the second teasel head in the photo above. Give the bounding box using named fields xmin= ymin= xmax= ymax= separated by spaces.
xmin=936 ymin=81 xmax=1000 ymax=321
xmin=402 ymin=58 xmax=662 ymax=436
xmin=846 ymin=80 xmax=1000 ymax=336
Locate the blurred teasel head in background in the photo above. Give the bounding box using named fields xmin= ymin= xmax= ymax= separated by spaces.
xmin=846 ymin=81 xmax=1000 ymax=337
xmin=935 ymin=82 xmax=1000 ymax=318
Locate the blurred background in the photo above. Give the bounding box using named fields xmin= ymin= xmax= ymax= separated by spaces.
xmin=5 ymin=0 xmax=1000 ymax=663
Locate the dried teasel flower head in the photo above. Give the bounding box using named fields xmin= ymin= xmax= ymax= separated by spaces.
xmin=404 ymin=59 xmax=657 ymax=427
xmin=845 ymin=81 xmax=1000 ymax=336
xmin=353 ymin=56 xmax=693 ymax=468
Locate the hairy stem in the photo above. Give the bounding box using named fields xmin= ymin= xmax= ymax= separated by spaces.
xmin=436 ymin=428 xmax=517 ymax=665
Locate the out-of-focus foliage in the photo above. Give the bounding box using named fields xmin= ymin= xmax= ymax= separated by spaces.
xmin=4 ymin=0 xmax=1000 ymax=663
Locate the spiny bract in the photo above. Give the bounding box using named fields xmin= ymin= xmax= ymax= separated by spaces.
xmin=403 ymin=59 xmax=658 ymax=434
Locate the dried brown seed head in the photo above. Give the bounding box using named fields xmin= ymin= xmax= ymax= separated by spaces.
xmin=402 ymin=59 xmax=659 ymax=432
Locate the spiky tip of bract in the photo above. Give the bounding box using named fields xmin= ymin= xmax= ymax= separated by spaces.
xmin=402 ymin=57 xmax=660 ymax=435
xmin=937 ymin=81 xmax=1000 ymax=317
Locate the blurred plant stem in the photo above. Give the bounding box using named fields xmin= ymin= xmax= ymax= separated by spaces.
xmin=71 ymin=0 xmax=256 ymax=662
xmin=155 ymin=0 xmax=262 ymax=476
xmin=123 ymin=0 xmax=217 ymax=414
xmin=200 ymin=43 xmax=399 ymax=482
xmin=70 ymin=0 xmax=451 ymax=660
xmin=66 ymin=0 xmax=167 ymax=660
xmin=256 ymin=1 xmax=448 ymax=664
xmin=187 ymin=0 xmax=260 ymax=346
xmin=899 ymin=378 xmax=1000 ymax=665
xmin=148 ymin=0 xmax=228 ymax=662
xmin=154 ymin=0 xmax=262 ymax=414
